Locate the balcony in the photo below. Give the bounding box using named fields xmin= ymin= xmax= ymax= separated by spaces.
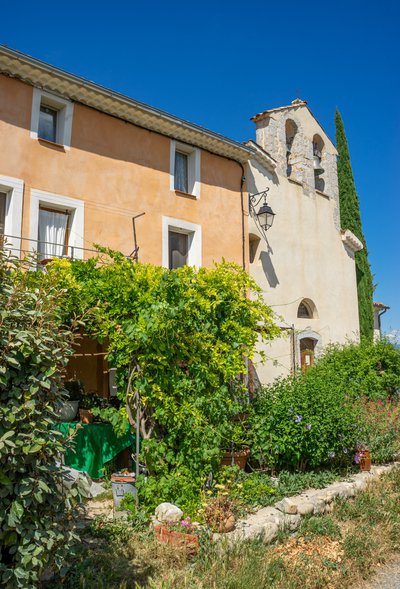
xmin=0 ymin=234 xmax=138 ymax=264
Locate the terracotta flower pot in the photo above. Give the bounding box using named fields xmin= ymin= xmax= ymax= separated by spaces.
xmin=79 ymin=408 xmax=94 ymax=424
xmin=359 ymin=449 xmax=371 ymax=472
xmin=154 ymin=525 xmax=199 ymax=553
xmin=221 ymin=448 xmax=250 ymax=470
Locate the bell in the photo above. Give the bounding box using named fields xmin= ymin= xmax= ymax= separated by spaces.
xmin=313 ymin=155 xmax=324 ymax=176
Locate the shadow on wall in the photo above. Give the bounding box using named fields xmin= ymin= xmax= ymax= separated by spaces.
xmin=260 ymin=248 xmax=279 ymax=288
xmin=246 ymin=158 xmax=280 ymax=195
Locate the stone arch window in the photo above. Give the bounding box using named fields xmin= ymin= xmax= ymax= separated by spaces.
xmin=285 ymin=119 xmax=298 ymax=177
xmin=297 ymin=298 xmax=317 ymax=319
xmin=313 ymin=134 xmax=325 ymax=191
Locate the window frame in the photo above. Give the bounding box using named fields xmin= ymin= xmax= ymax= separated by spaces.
xmin=162 ymin=216 xmax=202 ymax=269
xmin=29 ymin=189 xmax=84 ymax=260
xmin=38 ymin=104 xmax=58 ymax=143
xmin=0 ymin=175 xmax=24 ymax=257
xmin=38 ymin=205 xmax=71 ymax=260
xmin=170 ymin=140 xmax=201 ymax=198
xmin=168 ymin=229 xmax=189 ymax=269
xmin=30 ymin=88 xmax=74 ymax=148
xmin=174 ymin=150 xmax=189 ymax=193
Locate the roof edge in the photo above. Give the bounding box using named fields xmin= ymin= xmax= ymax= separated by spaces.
xmin=0 ymin=45 xmax=252 ymax=164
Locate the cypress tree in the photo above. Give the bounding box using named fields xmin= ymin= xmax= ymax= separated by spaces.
xmin=335 ymin=109 xmax=374 ymax=341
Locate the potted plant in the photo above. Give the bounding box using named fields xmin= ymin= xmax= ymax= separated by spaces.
xmin=154 ymin=517 xmax=200 ymax=553
xmin=355 ymin=444 xmax=371 ymax=472
xmin=221 ymin=422 xmax=250 ymax=470
xmin=203 ymin=496 xmax=236 ymax=533
xmin=78 ymin=392 xmax=106 ymax=424
xmin=57 ymin=380 xmax=83 ymax=422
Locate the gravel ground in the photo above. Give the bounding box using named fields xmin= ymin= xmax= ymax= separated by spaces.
xmin=357 ymin=558 xmax=400 ymax=589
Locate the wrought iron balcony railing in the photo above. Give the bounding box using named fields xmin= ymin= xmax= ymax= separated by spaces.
xmin=0 ymin=234 xmax=138 ymax=262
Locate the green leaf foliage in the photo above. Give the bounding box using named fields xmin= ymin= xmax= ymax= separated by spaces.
xmin=248 ymin=340 xmax=400 ymax=471
xmin=0 ymin=251 xmax=79 ymax=587
xmin=335 ymin=109 xmax=374 ymax=341
xmin=41 ymin=253 xmax=279 ymax=512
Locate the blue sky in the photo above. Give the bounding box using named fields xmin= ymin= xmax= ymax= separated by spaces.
xmin=2 ymin=0 xmax=399 ymax=338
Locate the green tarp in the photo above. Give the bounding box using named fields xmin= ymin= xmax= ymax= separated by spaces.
xmin=56 ymin=422 xmax=135 ymax=479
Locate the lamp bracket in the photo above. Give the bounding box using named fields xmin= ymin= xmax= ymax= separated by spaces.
xmin=249 ymin=188 xmax=269 ymax=211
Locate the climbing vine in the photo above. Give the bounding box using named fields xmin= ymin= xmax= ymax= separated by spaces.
xmin=42 ymin=252 xmax=279 ymax=496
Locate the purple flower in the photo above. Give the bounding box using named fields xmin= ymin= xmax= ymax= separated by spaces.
xmin=328 ymin=451 xmax=336 ymax=459
xmin=294 ymin=415 xmax=302 ymax=423
xmin=354 ymin=452 xmax=361 ymax=464
xmin=342 ymin=448 xmax=348 ymax=454
xmin=305 ymin=423 xmax=312 ymax=430
xmin=180 ymin=517 xmax=191 ymax=528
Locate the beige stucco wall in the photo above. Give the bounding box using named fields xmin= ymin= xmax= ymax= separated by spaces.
xmin=0 ymin=74 xmax=246 ymax=268
xmin=248 ymin=106 xmax=360 ymax=383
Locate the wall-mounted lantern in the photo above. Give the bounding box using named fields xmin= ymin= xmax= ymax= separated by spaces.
xmin=249 ymin=189 xmax=275 ymax=232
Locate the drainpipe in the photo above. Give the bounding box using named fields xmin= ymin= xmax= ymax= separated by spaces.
xmin=238 ymin=162 xmax=246 ymax=271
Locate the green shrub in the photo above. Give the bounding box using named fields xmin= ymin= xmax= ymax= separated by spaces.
xmin=43 ymin=255 xmax=279 ymax=506
xmin=0 ymin=252 xmax=79 ymax=587
xmin=248 ymin=341 xmax=400 ymax=471
xmin=359 ymin=399 xmax=400 ymax=463
xmin=248 ymin=374 xmax=360 ymax=471
xmin=315 ymin=340 xmax=400 ymax=401
xmin=135 ymin=466 xmax=205 ymax=516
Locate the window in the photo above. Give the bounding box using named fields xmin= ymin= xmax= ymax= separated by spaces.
xmin=30 ymin=88 xmax=74 ymax=148
xmin=313 ymin=134 xmax=325 ymax=191
xmin=162 ymin=217 xmax=202 ymax=268
xmin=0 ymin=176 xmax=24 ymax=256
xmin=38 ymin=105 xmax=58 ymax=143
xmin=174 ymin=152 xmax=189 ymax=193
xmin=170 ymin=140 xmax=200 ymax=197
xmin=169 ymin=230 xmax=188 ymax=269
xmin=285 ymin=119 xmax=298 ymax=177
xmin=300 ymin=337 xmax=317 ymax=372
xmin=29 ymin=189 xmax=84 ymax=261
xmin=38 ymin=206 xmax=70 ymax=261
xmin=0 ymin=192 xmax=6 ymax=241
xmin=297 ymin=299 xmax=317 ymax=319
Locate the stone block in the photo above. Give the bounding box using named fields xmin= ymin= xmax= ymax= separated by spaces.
xmin=311 ymin=498 xmax=326 ymax=515
xmin=232 ymin=524 xmax=265 ymax=542
xmin=280 ymin=514 xmax=301 ymax=531
xmin=263 ymin=523 xmax=279 ymax=544
xmin=155 ymin=502 xmax=183 ymax=523
xmin=297 ymin=502 xmax=315 ymax=516
xmin=275 ymin=497 xmax=298 ymax=514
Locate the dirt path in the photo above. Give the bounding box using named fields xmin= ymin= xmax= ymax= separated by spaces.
xmin=357 ymin=558 xmax=400 ymax=589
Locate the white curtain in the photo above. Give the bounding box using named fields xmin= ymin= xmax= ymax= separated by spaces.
xmin=174 ymin=152 xmax=188 ymax=193
xmin=38 ymin=209 xmax=68 ymax=260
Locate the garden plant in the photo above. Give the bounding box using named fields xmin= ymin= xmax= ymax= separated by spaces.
xmin=0 ymin=251 xmax=82 ymax=587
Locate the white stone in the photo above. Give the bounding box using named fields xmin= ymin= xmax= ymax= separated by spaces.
xmin=275 ymin=497 xmax=298 ymax=514
xmin=245 ymin=507 xmax=282 ymax=526
xmin=155 ymin=502 xmax=183 ymax=523
xmin=311 ymin=498 xmax=326 ymax=514
xmin=231 ymin=524 xmax=265 ymax=542
xmin=297 ymin=502 xmax=315 ymax=516
xmin=262 ymin=523 xmax=279 ymax=544
xmin=353 ymin=478 xmax=368 ymax=491
xmin=280 ymin=514 xmax=301 ymax=531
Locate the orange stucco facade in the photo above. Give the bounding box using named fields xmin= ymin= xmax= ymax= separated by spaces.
xmin=0 ymin=74 xmax=247 ymax=267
